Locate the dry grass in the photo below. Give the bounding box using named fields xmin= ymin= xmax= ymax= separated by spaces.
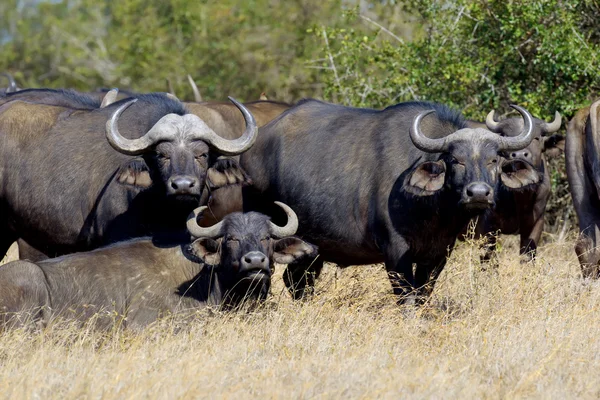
xmin=1 ymin=233 xmax=599 ymax=399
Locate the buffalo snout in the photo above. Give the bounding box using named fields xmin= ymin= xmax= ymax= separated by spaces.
xmin=167 ymin=175 xmax=200 ymax=195
xmin=509 ymin=149 xmax=532 ymax=162
xmin=462 ymin=182 xmax=494 ymax=209
xmin=240 ymin=251 xmax=270 ymax=277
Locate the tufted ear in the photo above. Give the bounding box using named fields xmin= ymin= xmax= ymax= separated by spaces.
xmin=187 ymin=238 xmax=221 ymax=266
xmin=273 ymin=237 xmax=318 ymax=264
xmin=207 ymin=158 xmax=252 ymax=189
xmin=542 ymin=134 xmax=565 ymax=158
xmin=116 ymin=158 xmax=152 ymax=188
xmin=403 ymin=160 xmax=446 ymax=196
xmin=500 ymin=159 xmax=540 ymax=189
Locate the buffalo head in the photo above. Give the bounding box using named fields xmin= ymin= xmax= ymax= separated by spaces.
xmin=406 ymin=105 xmax=536 ymax=209
xmin=186 ymin=202 xmax=316 ymax=302
xmin=105 ymin=96 xmax=257 ymax=199
xmin=485 ymin=109 xmax=564 ymax=189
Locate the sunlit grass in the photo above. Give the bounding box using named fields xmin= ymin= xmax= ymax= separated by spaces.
xmin=0 ymin=233 xmax=598 ymax=398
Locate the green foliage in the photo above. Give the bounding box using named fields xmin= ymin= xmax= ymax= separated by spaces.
xmin=317 ymin=1 xmax=600 ymax=120
xmin=0 ymin=0 xmax=346 ymax=102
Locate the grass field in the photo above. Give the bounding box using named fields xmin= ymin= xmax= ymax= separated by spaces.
xmin=0 ymin=233 xmax=599 ymax=399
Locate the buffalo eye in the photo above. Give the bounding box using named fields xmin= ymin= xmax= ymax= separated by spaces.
xmin=534 ymin=137 xmax=540 ymax=141
xmin=195 ymin=153 xmax=208 ymax=161
xmin=157 ymin=153 xmax=170 ymax=161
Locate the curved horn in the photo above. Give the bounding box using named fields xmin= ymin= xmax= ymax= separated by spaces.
xmin=1 ymin=73 xmax=18 ymax=93
xmin=191 ymin=96 xmax=258 ymax=156
xmin=187 ymin=75 xmax=202 ymax=102
xmin=409 ymin=110 xmax=449 ymax=153
xmin=100 ymin=88 xmax=119 ymax=108
xmin=106 ymin=99 xmax=171 ymax=155
xmin=268 ymin=201 xmax=299 ymax=238
xmin=496 ymin=104 xmax=535 ymax=151
xmin=541 ymin=111 xmax=562 ymax=134
xmin=485 ymin=110 xmax=502 ymax=132
xmin=187 ymin=206 xmax=224 ymax=238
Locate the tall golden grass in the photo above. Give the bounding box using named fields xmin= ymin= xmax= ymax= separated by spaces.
xmin=0 ymin=233 xmax=599 ymax=399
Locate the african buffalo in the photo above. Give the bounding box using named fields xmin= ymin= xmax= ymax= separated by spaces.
xmin=0 ymin=202 xmax=316 ymax=330
xmin=466 ymin=110 xmax=564 ymax=261
xmin=241 ymin=100 xmax=535 ymax=302
xmin=0 ymin=93 xmax=257 ymax=260
xmin=566 ymin=99 xmax=600 ymax=277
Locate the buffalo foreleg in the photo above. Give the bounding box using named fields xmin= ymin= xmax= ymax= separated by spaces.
xmin=384 ymin=236 xmax=416 ymax=304
xmin=575 ymin=226 xmax=600 ymax=278
xmin=282 ymin=256 xmax=324 ymax=300
xmin=414 ymin=257 xmax=447 ymax=304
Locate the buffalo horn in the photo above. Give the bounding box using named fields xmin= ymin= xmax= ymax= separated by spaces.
xmin=541 ymin=111 xmax=562 ymax=134
xmin=1 ymin=73 xmax=18 ymax=93
xmin=100 ymin=88 xmax=119 ymax=108
xmin=187 ymin=75 xmax=202 ymax=102
xmin=187 ymin=206 xmax=224 ymax=238
xmin=409 ymin=110 xmax=449 ymax=152
xmin=268 ymin=201 xmax=299 ymax=238
xmin=105 ymin=99 xmax=174 ymax=155
xmin=190 ymin=96 xmax=258 ymax=156
xmin=485 ymin=110 xmax=501 ymax=132
xmin=496 ymin=105 xmax=534 ymax=151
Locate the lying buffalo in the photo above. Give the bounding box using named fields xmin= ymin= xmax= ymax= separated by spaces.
xmin=566 ymin=99 xmax=600 ymax=277
xmin=0 ymin=93 xmax=257 ymax=260
xmin=241 ymin=100 xmax=535 ymax=302
xmin=465 ymin=110 xmax=564 ymax=260
xmin=0 ymin=202 xmax=316 ymax=330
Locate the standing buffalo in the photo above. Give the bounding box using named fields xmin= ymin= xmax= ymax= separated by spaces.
xmin=566 ymin=99 xmax=600 ymax=277
xmin=465 ymin=110 xmax=564 ymax=261
xmin=0 ymin=202 xmax=316 ymax=330
xmin=241 ymin=100 xmax=535 ymax=302
xmin=0 ymin=93 xmax=257 ymax=260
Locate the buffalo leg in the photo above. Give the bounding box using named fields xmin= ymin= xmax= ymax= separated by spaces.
xmin=414 ymin=257 xmax=447 ymax=303
xmin=282 ymin=256 xmax=324 ymax=300
xmin=480 ymin=233 xmax=499 ymax=264
xmin=384 ymin=236 xmax=416 ymax=303
xmin=575 ymin=225 xmax=600 ymax=278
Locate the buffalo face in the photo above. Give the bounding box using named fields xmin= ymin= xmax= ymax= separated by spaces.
xmin=106 ymin=97 xmax=258 ymax=200
xmin=485 ymin=110 xmax=565 ymax=192
xmin=187 ymin=202 xmax=317 ymax=303
xmin=406 ymin=105 xmax=536 ymax=211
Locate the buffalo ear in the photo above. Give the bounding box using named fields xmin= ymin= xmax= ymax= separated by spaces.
xmin=207 ymin=158 xmax=252 ymax=189
xmin=403 ymin=160 xmax=446 ymax=196
xmin=187 ymin=238 xmax=221 ymax=265
xmin=116 ymin=158 xmax=152 ymax=188
xmin=500 ymin=159 xmax=540 ymax=189
xmin=543 ymin=134 xmax=565 ymax=158
xmin=273 ymin=237 xmax=318 ymax=264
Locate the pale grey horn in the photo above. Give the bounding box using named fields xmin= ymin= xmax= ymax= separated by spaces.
xmin=187 ymin=206 xmax=224 ymax=238
xmin=268 ymin=201 xmax=299 ymax=238
xmin=409 ymin=110 xmax=449 ymax=153
xmin=497 ymin=104 xmax=535 ymax=151
xmin=190 ymin=96 xmax=258 ymax=156
xmin=541 ymin=111 xmax=561 ymax=134
xmin=485 ymin=110 xmax=502 ymax=132
xmin=187 ymin=75 xmax=202 ymax=102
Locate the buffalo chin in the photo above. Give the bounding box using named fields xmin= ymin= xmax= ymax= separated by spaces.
xmin=461 ymin=201 xmax=494 ymax=213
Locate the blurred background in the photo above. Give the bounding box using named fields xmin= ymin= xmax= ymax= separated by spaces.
xmin=2 ymin=0 xmax=599 ymax=229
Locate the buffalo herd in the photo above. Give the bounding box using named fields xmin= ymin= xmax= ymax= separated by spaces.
xmin=0 ymin=73 xmax=599 ymax=329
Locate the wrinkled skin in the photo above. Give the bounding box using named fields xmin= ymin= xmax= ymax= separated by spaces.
xmin=241 ymin=100 xmax=535 ymax=303
xmin=0 ymin=210 xmax=316 ymax=330
xmin=0 ymin=93 xmax=250 ymax=260
xmin=566 ymin=100 xmax=600 ymax=278
xmin=465 ymin=113 xmax=565 ymax=261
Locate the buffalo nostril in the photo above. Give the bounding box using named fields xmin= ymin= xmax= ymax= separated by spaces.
xmin=524 ymin=152 xmax=529 ymax=158
xmin=244 ymin=256 xmax=252 ymax=264
xmin=511 ymin=153 xmax=517 ymax=158
xmin=170 ymin=181 xmax=179 ymax=190
xmin=189 ymin=180 xmax=196 ymax=188
xmin=467 ymin=188 xmax=474 ymax=197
